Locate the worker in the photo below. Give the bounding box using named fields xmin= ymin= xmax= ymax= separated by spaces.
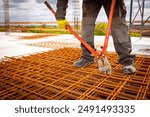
xmin=55 ymin=0 xmax=136 ymax=74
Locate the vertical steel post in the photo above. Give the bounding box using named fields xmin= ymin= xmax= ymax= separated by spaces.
xmin=129 ymin=0 xmax=133 ymax=28
xmin=141 ymin=0 xmax=145 ymax=26
xmin=3 ymin=0 xmax=10 ymax=34
xmin=72 ymin=0 xmax=80 ymax=33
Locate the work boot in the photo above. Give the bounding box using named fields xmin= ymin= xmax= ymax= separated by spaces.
xmin=74 ymin=42 xmax=95 ymax=67
xmin=73 ymin=57 xmax=95 ymax=67
xmin=122 ymin=61 xmax=136 ymax=74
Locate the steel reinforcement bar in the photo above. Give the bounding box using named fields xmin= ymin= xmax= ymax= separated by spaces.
xmin=0 ymin=48 xmax=150 ymax=100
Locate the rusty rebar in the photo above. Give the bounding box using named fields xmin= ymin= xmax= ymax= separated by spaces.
xmin=0 ymin=48 xmax=150 ymax=100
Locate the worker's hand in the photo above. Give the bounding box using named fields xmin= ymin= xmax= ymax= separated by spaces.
xmin=57 ymin=19 xmax=70 ymax=29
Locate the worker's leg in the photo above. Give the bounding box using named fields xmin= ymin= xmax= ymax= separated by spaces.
xmin=74 ymin=0 xmax=102 ymax=67
xmin=103 ymin=0 xmax=136 ymax=74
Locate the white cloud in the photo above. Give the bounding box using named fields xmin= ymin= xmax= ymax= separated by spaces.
xmin=0 ymin=0 xmax=150 ymax=23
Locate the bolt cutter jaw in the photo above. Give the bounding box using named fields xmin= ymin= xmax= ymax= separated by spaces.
xmin=98 ymin=56 xmax=112 ymax=74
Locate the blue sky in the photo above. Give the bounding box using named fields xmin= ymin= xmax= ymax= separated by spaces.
xmin=0 ymin=0 xmax=150 ymax=23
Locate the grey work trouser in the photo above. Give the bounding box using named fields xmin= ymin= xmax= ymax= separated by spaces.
xmin=81 ymin=0 xmax=135 ymax=64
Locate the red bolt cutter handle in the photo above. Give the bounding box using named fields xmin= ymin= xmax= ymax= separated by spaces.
xmin=44 ymin=1 xmax=56 ymax=16
xmin=101 ymin=0 xmax=116 ymax=56
xmin=44 ymin=0 xmax=116 ymax=57
xmin=44 ymin=1 xmax=99 ymax=57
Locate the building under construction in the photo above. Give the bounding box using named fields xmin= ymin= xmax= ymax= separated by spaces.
xmin=0 ymin=0 xmax=150 ymax=100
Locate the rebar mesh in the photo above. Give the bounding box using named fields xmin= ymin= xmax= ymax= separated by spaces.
xmin=19 ymin=34 xmax=57 ymax=40
xmin=28 ymin=41 xmax=80 ymax=49
xmin=0 ymin=48 xmax=150 ymax=100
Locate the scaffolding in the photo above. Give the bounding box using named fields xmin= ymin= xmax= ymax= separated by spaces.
xmin=72 ymin=0 xmax=80 ymax=34
xmin=129 ymin=0 xmax=150 ymax=36
xmin=3 ymin=0 xmax=10 ymax=34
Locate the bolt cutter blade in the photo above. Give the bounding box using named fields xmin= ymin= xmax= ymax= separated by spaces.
xmin=98 ymin=56 xmax=112 ymax=74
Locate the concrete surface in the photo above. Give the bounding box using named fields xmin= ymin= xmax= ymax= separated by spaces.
xmin=0 ymin=32 xmax=150 ymax=59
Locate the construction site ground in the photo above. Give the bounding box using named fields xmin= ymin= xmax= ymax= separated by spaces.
xmin=0 ymin=32 xmax=150 ymax=100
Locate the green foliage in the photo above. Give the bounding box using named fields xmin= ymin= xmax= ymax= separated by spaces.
xmin=0 ymin=23 xmax=141 ymax=37
xmin=94 ymin=22 xmax=141 ymax=37
xmin=0 ymin=28 xmax=5 ymax=32
xmin=130 ymin=32 xmax=141 ymax=37
xmin=94 ymin=22 xmax=107 ymax=35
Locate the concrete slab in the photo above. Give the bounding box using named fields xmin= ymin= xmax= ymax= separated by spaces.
xmin=0 ymin=32 xmax=51 ymax=59
xmin=0 ymin=32 xmax=150 ymax=59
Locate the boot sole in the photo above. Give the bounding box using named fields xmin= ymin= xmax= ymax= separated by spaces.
xmin=123 ymin=68 xmax=136 ymax=74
